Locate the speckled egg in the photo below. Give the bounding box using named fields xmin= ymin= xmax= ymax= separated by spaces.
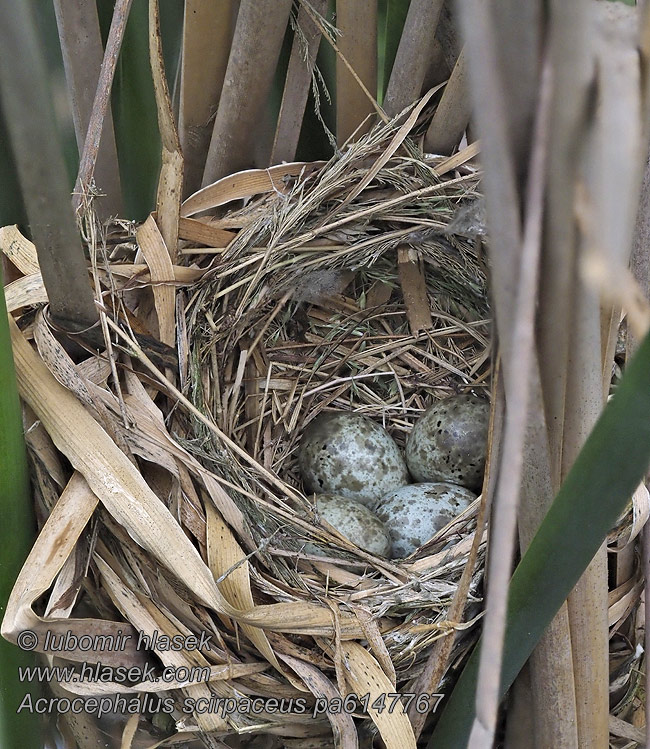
xmin=298 ymin=412 xmax=410 ymax=506
xmin=406 ymin=395 xmax=489 ymax=491
xmin=372 ymin=483 xmax=477 ymax=558
xmin=309 ymin=494 xmax=391 ymax=557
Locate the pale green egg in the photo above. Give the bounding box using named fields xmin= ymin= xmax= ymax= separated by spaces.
xmin=299 ymin=412 xmax=410 ymax=506
xmin=372 ymin=482 xmax=476 ymax=558
xmin=306 ymin=493 xmax=392 ymax=557
xmin=406 ymin=395 xmax=489 ymax=491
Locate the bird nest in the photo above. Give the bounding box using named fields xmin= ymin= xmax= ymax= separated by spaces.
xmin=2 ymin=113 xmax=495 ymax=748
xmin=174 ymin=119 xmax=492 ymax=743
xmin=3 ymin=104 xmax=648 ymax=749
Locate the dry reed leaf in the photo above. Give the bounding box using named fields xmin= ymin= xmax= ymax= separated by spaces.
xmin=4 ymin=273 xmax=47 ymax=313
xmin=235 ymin=603 xmax=364 ymax=638
xmin=278 ymin=652 xmax=358 ymax=749
xmin=120 ymin=713 xmax=139 ymax=749
xmin=95 ymin=554 xmax=228 ymax=734
xmin=104 ymin=391 xmax=177 ymax=474
xmin=353 ymin=607 xmax=396 ymax=687
xmin=33 ymin=311 xmax=135 ymax=459
xmin=23 ymin=405 xmax=67 ymax=490
xmin=149 ymin=0 xmax=182 ymax=261
xmin=628 ymin=482 xmax=650 ymax=543
xmin=122 ymin=591 xmax=317 ymax=731
xmin=609 ymin=715 xmax=646 ymax=745
xmin=408 ymin=529 xmax=480 ymax=574
xmin=106 ymin=263 xmax=204 ymax=284
xmin=12 ymin=314 xmax=368 ymax=638
xmin=178 ymin=216 xmax=237 ymax=246
xmin=34 ymin=312 xmax=97 ymax=409
xmin=205 ymin=500 xmax=282 ymax=672
xmin=50 ymin=678 xmax=111 ymax=749
xmin=309 ymin=564 xmax=377 ymax=593
xmin=181 ymin=162 xmax=324 ymax=217
xmin=136 ymin=215 xmax=176 ymax=346
xmin=75 ymin=354 xmax=113 ymax=386
xmin=341 ymin=642 xmax=416 ymax=749
xmin=434 ymin=139 xmax=480 ymax=175
xmin=609 ymin=482 xmax=650 ymax=551
xmin=120 ymin=368 xmax=253 ymax=547
xmin=44 ymin=550 xmax=82 ymax=620
xmin=9 ymin=314 xmax=240 ymax=616
xmin=0 ymin=224 xmax=40 ymax=274
xmin=608 ymin=578 xmax=643 ymax=629
xmin=1 ymin=471 xmax=146 ymax=667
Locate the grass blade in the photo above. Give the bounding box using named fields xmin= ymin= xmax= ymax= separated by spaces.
xmin=0 ymin=272 xmax=40 ymax=749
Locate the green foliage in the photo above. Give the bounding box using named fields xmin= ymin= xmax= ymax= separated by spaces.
xmin=429 ymin=327 xmax=650 ymax=747
xmin=97 ymin=0 xmax=158 ymax=220
xmin=32 ymin=0 xmax=78 ymax=188
xmin=378 ymin=0 xmax=410 ymax=103
xmin=0 ymin=272 xmax=40 ymax=749
xmin=0 ymin=104 xmax=26 ymax=229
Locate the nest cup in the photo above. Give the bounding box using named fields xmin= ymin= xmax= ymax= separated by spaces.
xmin=180 ymin=117 xmax=491 ymax=739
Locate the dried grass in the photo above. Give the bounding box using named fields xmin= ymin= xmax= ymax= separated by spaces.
xmin=1 ymin=109 xmax=645 ymax=748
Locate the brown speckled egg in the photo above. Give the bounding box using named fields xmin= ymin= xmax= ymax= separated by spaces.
xmin=298 ymin=412 xmax=409 ymax=506
xmin=405 ymin=395 xmax=489 ymax=491
xmin=310 ymin=494 xmax=391 ymax=557
xmin=372 ymin=483 xmax=476 ymax=558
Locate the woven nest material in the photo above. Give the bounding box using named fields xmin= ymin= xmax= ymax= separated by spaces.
xmin=2 ymin=108 xmax=648 ymax=748
xmin=174 ymin=119 xmax=491 ymax=735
